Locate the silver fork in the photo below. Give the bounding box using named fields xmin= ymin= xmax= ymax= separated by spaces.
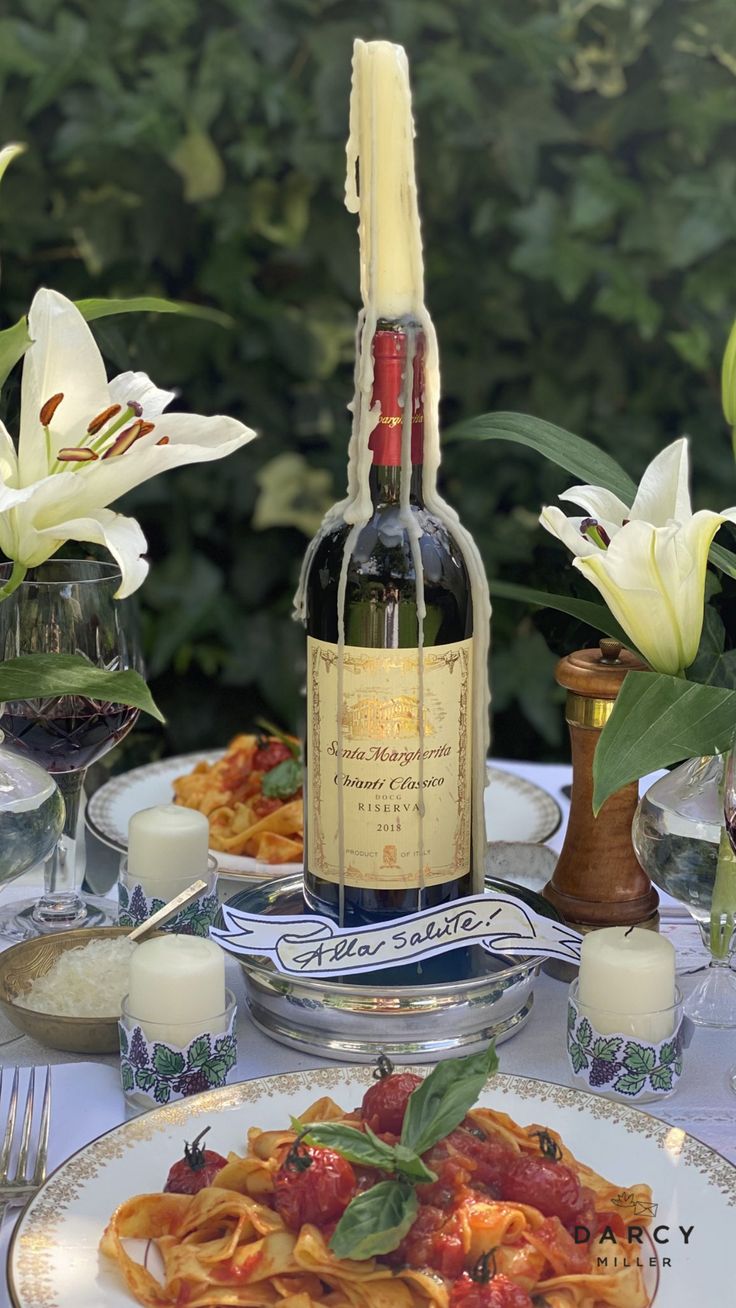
xmin=0 ymin=1067 xmax=52 ymax=1228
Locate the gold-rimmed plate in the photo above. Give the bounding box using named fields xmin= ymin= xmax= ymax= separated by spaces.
xmin=7 ymin=1068 xmax=735 ymax=1306
xmin=85 ymin=754 xmax=562 ymax=881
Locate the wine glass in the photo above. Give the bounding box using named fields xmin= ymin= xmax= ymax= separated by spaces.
xmin=0 ymin=559 xmax=142 ymax=940
xmin=633 ymin=754 xmax=736 ymax=1025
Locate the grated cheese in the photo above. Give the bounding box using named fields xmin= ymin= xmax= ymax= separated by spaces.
xmin=15 ymin=937 xmax=138 ymax=1018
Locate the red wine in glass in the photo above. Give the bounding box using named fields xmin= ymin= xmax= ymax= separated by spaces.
xmin=1 ymin=699 xmax=139 ymax=774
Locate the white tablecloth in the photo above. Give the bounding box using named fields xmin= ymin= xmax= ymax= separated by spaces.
xmin=1 ymin=760 xmax=735 ymax=1307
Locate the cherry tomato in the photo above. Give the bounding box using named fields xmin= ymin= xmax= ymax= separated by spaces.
xmin=450 ymin=1273 xmax=533 ymax=1308
xmin=253 ymin=741 xmax=293 ymax=771
xmin=388 ymin=1205 xmax=465 ymax=1279
xmin=361 ymin=1072 xmax=422 ymax=1135
xmin=500 ymin=1154 xmax=584 ymax=1229
xmin=273 ymin=1146 xmax=356 ymax=1230
xmin=164 ymin=1128 xmax=227 ymax=1194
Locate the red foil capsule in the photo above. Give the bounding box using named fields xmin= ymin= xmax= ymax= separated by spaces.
xmin=369 ymin=328 xmax=424 ymax=468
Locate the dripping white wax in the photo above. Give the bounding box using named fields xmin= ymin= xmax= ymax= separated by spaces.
xmin=294 ymin=38 xmax=492 ymax=895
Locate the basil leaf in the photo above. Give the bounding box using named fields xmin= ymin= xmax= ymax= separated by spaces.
xmin=330 ymin=1181 xmax=418 ymax=1260
xmin=298 ymin=1120 xmax=398 ymax=1171
xmin=261 ymin=757 xmax=302 ymax=799
xmin=393 ymin=1143 xmax=437 ymax=1184
xmin=400 ymin=1043 xmax=499 ymax=1157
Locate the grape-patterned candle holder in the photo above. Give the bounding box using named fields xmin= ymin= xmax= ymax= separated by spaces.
xmin=119 ymin=990 xmax=237 ymax=1110
xmin=567 ymin=980 xmax=686 ymax=1104
xmin=118 ymin=856 xmax=219 ymax=936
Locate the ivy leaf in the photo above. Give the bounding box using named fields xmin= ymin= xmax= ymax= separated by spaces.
xmin=202 ymin=1055 xmax=229 ymax=1086
xmin=622 ymin=1043 xmax=656 ymax=1075
xmin=152 ymin=1045 xmax=185 ymax=1078
xmin=214 ymin=1035 xmax=237 ymax=1071
xmin=329 ymin=1182 xmax=418 ymax=1260
xmin=0 ymin=655 xmax=164 ymax=723
xmin=400 ymin=1043 xmax=498 ymax=1157
xmin=135 ymin=1067 xmax=156 ymax=1092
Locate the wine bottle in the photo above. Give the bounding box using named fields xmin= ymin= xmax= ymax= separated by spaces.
xmin=303 ymin=319 xmax=474 ymax=926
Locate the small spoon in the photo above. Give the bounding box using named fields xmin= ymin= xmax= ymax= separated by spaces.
xmin=126 ymin=879 xmax=209 ymax=942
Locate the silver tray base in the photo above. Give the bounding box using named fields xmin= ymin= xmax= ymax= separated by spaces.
xmin=226 ymin=876 xmax=555 ymax=1063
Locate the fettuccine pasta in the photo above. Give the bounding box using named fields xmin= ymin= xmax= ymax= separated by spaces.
xmin=101 ymin=1073 xmax=654 ymax=1308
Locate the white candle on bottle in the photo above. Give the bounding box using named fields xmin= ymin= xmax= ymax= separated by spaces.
xmin=578 ymin=927 xmax=676 ymax=1043
xmin=127 ymin=804 xmax=209 ymax=897
xmin=127 ymin=935 xmax=226 ymax=1046
xmin=346 ymin=40 xmax=423 ymax=319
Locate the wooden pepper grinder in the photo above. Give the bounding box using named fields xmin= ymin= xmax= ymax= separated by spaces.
xmin=544 ymin=638 xmax=659 ymax=929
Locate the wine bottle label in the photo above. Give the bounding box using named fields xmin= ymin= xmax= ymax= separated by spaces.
xmin=307 ymin=635 xmax=472 ymax=889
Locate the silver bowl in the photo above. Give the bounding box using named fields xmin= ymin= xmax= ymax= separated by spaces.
xmin=224 ymin=876 xmax=562 ymax=1063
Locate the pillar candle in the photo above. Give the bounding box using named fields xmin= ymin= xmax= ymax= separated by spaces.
xmin=346 ymin=40 xmax=424 ymax=319
xmin=578 ymin=927 xmax=676 ymax=1042
xmin=126 ymin=935 xmax=226 ymax=1046
xmin=128 ymin=804 xmax=209 ymax=897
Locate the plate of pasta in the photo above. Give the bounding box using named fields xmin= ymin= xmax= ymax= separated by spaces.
xmin=8 ymin=1059 xmax=734 ymax=1307
xmin=86 ymin=743 xmax=561 ymax=879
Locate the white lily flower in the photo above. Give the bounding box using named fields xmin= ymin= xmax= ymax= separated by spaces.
xmin=0 ymin=288 xmax=256 ymax=598
xmin=540 ymin=438 xmax=728 ymax=676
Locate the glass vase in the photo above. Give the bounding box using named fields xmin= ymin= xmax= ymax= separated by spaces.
xmin=633 ymin=755 xmax=736 ymax=1027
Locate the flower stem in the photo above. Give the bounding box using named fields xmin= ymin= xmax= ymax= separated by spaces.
xmin=711 ymin=760 xmax=736 ymax=960
xmin=0 ymin=560 xmax=27 ymax=601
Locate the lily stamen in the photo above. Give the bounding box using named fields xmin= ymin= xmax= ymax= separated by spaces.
xmin=87 ymin=403 xmax=122 ymax=435
xmin=88 ymin=404 xmax=143 ymax=455
xmin=157 ymin=436 xmax=170 ymax=445
xmin=39 ymin=393 xmax=64 ymax=426
xmin=101 ymin=419 xmax=146 ymax=459
xmin=57 ymin=448 xmax=99 ymax=463
xmin=580 ymin=517 xmax=611 ymax=549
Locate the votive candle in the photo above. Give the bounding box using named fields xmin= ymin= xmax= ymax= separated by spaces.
xmin=577 ymin=927 xmax=676 ymax=1042
xmin=127 ymin=804 xmax=209 ymax=897
xmin=127 ymin=935 xmax=226 ymax=1046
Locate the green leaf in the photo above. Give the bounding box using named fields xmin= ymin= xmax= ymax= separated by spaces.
xmin=213 ymin=1035 xmax=237 ymax=1071
xmin=0 ymin=655 xmax=165 ymax=723
xmin=612 ymin=1072 xmax=646 ymax=1096
xmin=593 ymin=672 xmax=736 ymax=813
xmin=261 ymin=757 xmax=302 ymax=799
xmin=202 ymin=1055 xmax=230 ymax=1086
xmin=298 ymin=1120 xmax=399 ymax=1172
xmin=187 ymin=1035 xmax=211 ymax=1070
xmin=329 ymin=1181 xmax=418 ymax=1260
xmin=577 ymin=1018 xmax=593 ymax=1050
xmin=592 ymin=1036 xmax=622 ymax=1060
xmin=121 ymin=1063 xmax=134 ymax=1092
xmin=659 ymin=1039 xmax=677 ymax=1067
xmin=152 ymin=1045 xmax=185 ymax=1078
xmin=622 ymin=1043 xmax=656 ymax=1075
xmin=444 ymin=412 xmax=636 ymax=504
xmin=392 ymin=1144 xmax=437 ymax=1185
xmin=490 ymin=579 xmax=634 ymax=650
xmin=0 ymin=295 xmax=232 ymax=391
xmin=569 ymin=1044 xmax=589 ymax=1074
xmin=400 ymin=1042 xmax=498 ymax=1157
xmin=153 ymin=1079 xmax=172 ymax=1105
xmin=650 ymin=1066 xmax=674 ymax=1092
xmin=118 ymin=1026 xmax=129 ymax=1056
xmin=75 ymin=296 xmax=232 ymax=329
xmin=255 ymin=717 xmax=301 ymax=758
xmin=135 ymin=1067 xmax=156 ymax=1091
xmin=170 ymin=126 xmax=226 ymax=202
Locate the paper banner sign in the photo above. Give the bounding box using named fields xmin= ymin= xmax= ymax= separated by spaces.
xmin=211 ymin=891 xmax=582 ymax=977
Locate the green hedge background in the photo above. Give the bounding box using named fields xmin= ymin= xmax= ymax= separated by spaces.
xmin=2 ymin=0 xmax=736 ymax=770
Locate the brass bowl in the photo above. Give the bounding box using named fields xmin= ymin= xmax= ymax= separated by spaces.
xmin=0 ymin=925 xmax=161 ymax=1055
